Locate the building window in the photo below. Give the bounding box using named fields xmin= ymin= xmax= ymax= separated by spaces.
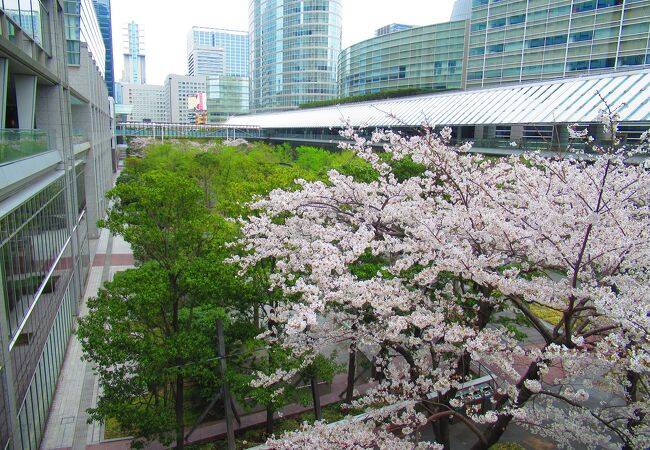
xmin=490 ymin=18 xmax=506 ymax=29
xmin=571 ymin=31 xmax=593 ymax=42
xmin=619 ymin=55 xmax=644 ymax=66
xmin=508 ymin=14 xmax=525 ymax=25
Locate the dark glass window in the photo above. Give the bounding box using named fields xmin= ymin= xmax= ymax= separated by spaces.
xmin=490 ymin=17 xmax=506 ymax=28
xmin=528 ymin=38 xmax=545 ymax=48
xmin=619 ymin=55 xmax=644 ymax=66
xmin=571 ymin=31 xmax=593 ymax=42
xmin=545 ymin=35 xmax=567 ymax=46
xmin=488 ymin=43 xmax=504 ymax=53
xmin=509 ymin=14 xmax=526 ymax=25
xmin=470 ymin=46 xmax=485 ymax=56
xmin=567 ymin=60 xmax=590 ymax=71
xmin=590 ymin=57 xmax=616 ymax=69
xmin=468 ymin=71 xmax=483 ymax=80
xmin=471 ymin=21 xmax=487 ymax=32
xmin=573 ymin=1 xmax=597 ymax=13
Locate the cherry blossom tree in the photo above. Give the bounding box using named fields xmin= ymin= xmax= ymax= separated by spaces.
xmin=234 ymin=113 xmax=650 ymax=449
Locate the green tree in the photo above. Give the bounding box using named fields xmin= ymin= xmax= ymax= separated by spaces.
xmin=80 ymin=170 xmax=216 ymax=449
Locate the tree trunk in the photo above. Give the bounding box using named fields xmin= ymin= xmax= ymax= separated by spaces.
xmin=176 ymin=373 xmax=184 ymax=450
xmin=311 ymin=377 xmax=322 ymax=420
xmin=266 ymin=405 xmax=274 ymax=435
xmin=470 ymin=362 xmax=542 ymax=450
xmin=345 ymin=343 xmax=356 ymax=403
xmin=439 ymin=416 xmax=451 ymax=450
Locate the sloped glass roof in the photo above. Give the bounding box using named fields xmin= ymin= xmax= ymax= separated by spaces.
xmin=227 ymin=70 xmax=650 ymax=129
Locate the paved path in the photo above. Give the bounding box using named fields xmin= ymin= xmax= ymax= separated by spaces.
xmin=41 ymin=227 xmax=134 ymax=450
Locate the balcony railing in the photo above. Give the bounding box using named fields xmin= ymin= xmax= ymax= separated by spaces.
xmin=0 ymin=129 xmax=49 ymax=165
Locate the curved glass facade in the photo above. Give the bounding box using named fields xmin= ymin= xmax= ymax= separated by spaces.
xmin=338 ymin=21 xmax=469 ymax=98
xmin=249 ymin=0 xmax=342 ymax=112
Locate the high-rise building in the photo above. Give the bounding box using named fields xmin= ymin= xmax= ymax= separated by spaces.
xmin=122 ymin=21 xmax=146 ymax=84
xmin=249 ymin=0 xmax=343 ymax=112
xmin=92 ymin=0 xmax=115 ymax=97
xmin=0 ymin=1 xmax=114 ymax=448
xmin=187 ymin=26 xmax=250 ymax=122
xmin=187 ymin=26 xmax=249 ymax=77
xmin=466 ymin=0 xmax=650 ymax=87
xmin=164 ymin=74 xmax=207 ymax=123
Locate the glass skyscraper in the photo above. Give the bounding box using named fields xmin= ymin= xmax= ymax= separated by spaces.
xmin=249 ymin=0 xmax=343 ymax=112
xmin=92 ymin=0 xmax=115 ymax=97
xmin=187 ymin=26 xmax=249 ymax=77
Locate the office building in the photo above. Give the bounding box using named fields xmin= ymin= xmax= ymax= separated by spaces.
xmin=249 ymin=0 xmax=343 ymax=112
xmin=117 ymin=83 xmax=167 ymax=122
xmin=92 ymin=0 xmax=115 ymax=97
xmin=466 ymin=0 xmax=650 ymax=87
xmin=375 ymin=23 xmax=413 ymax=37
xmin=164 ymin=74 xmax=207 ymax=123
xmin=0 ymin=0 xmax=114 ymax=448
xmin=187 ymin=26 xmax=248 ymax=77
xmin=187 ymin=26 xmax=249 ymax=122
xmin=122 ymin=21 xmax=145 ymax=84
xmin=339 ymin=20 xmax=469 ymax=98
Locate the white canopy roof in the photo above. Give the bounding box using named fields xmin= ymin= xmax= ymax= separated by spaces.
xmin=226 ymin=70 xmax=650 ymax=129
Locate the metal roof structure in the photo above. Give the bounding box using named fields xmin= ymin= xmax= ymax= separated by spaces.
xmin=226 ymin=70 xmax=650 ymax=129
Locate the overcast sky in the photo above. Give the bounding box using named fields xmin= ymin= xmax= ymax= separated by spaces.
xmin=111 ymin=0 xmax=456 ymax=85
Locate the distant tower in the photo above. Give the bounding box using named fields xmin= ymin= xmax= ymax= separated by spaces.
xmin=93 ymin=0 xmax=115 ymax=97
xmin=249 ymin=0 xmax=342 ymax=112
xmin=122 ymin=21 xmax=146 ymax=84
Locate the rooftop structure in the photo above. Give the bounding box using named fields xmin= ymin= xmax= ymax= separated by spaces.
xmin=227 ymin=69 xmax=650 ymax=150
xmin=375 ymin=23 xmax=413 ymax=36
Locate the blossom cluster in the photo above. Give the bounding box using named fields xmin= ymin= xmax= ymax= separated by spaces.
xmin=235 ymin=116 xmax=650 ymax=448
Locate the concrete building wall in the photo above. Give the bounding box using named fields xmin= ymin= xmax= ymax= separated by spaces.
xmin=0 ymin=1 xmax=114 ymax=448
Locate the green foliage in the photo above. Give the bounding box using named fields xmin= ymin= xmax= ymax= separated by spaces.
xmin=298 ymin=87 xmax=447 ymax=109
xmin=488 ymin=443 xmax=526 ymax=450
xmin=83 ymin=139 xmax=362 ymax=445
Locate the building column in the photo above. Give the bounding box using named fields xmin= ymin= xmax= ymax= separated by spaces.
xmin=0 ymin=59 xmax=8 ymax=128
xmin=14 ymin=75 xmax=37 ymax=130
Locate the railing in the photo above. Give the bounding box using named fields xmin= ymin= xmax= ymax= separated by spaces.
xmin=0 ymin=129 xmax=50 ymax=165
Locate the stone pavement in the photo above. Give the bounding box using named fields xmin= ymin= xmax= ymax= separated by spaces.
xmin=40 ymin=228 xmax=135 ymax=450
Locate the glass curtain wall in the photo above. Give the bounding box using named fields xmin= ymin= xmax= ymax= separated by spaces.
xmin=467 ymin=0 xmax=650 ymax=87
xmin=249 ymin=0 xmax=343 ymax=112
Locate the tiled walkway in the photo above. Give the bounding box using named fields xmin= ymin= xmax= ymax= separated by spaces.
xmin=40 ymin=228 xmax=135 ymax=450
